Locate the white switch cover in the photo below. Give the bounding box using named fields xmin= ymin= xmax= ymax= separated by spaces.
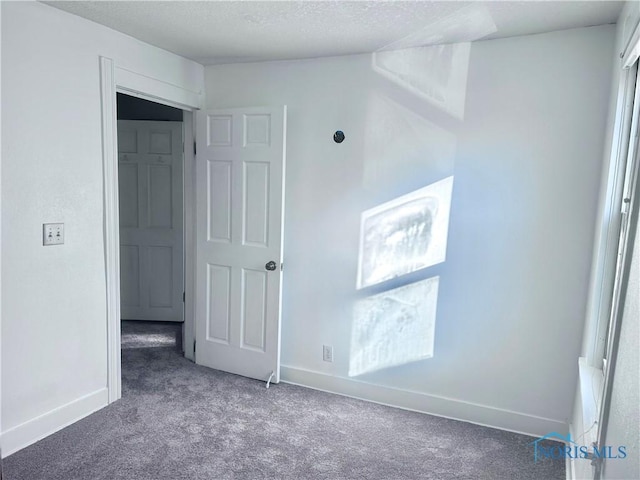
xmin=323 ymin=345 xmax=333 ymax=362
xmin=43 ymin=223 xmax=64 ymax=245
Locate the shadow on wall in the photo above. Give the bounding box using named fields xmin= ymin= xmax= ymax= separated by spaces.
xmin=348 ymin=4 xmax=496 ymax=378
xmin=117 ymin=94 xmax=184 ymax=122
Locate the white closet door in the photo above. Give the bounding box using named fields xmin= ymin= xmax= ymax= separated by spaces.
xmin=118 ymin=120 xmax=184 ymax=322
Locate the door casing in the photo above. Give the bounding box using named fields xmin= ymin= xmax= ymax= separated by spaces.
xmin=100 ymin=57 xmax=200 ymax=402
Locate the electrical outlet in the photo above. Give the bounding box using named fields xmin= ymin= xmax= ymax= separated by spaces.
xmin=323 ymin=345 xmax=333 ymax=363
xmin=43 ymin=223 xmax=64 ymax=246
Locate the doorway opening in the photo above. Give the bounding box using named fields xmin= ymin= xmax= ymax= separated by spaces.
xmin=117 ymin=93 xmax=186 ymax=380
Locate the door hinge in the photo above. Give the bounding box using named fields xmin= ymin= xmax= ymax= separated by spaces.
xmin=193 ymin=339 xmax=196 ymax=357
xmin=194 ymin=141 xmax=197 ymax=155
xmin=183 ymin=291 xmax=185 ymax=302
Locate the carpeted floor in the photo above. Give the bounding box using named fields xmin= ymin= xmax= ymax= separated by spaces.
xmin=120 ymin=320 xmax=183 ymax=350
xmin=4 ymin=321 xmax=565 ymax=480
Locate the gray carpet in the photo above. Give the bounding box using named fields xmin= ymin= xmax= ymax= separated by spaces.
xmin=120 ymin=320 xmax=183 ymax=350
xmin=4 ymin=321 xmax=565 ymax=479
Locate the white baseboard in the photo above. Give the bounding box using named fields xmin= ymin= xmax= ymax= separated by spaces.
xmin=567 ymin=423 xmax=575 ymax=479
xmin=567 ymin=449 xmax=576 ymax=480
xmin=281 ymin=365 xmax=567 ymax=438
xmin=1 ymin=387 xmax=109 ymax=458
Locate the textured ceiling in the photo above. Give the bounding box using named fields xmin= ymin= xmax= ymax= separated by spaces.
xmin=44 ymin=1 xmax=624 ymax=65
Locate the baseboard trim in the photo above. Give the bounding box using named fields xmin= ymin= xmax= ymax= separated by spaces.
xmin=566 ymin=453 xmax=575 ymax=480
xmin=1 ymin=387 xmax=109 ymax=458
xmin=567 ymin=423 xmax=577 ymax=480
xmin=280 ymin=365 xmax=567 ymax=438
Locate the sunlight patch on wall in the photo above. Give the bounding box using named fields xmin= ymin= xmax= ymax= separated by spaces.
xmin=371 ymin=3 xmax=495 ymax=120
xmin=349 ymin=277 xmax=439 ymax=377
xmin=357 ymin=176 xmax=454 ymax=289
xmin=373 ymin=44 xmax=471 ymax=120
xmin=378 ymin=3 xmax=497 ymax=51
xmin=362 ymin=94 xmax=456 ymax=193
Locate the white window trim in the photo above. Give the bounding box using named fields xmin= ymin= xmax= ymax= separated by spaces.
xmin=584 ymin=61 xmax=638 ymax=372
xmin=595 ymin=57 xmax=640 ymax=480
xmin=578 ymin=18 xmax=640 ymax=477
xmin=622 ymin=17 xmax=640 ymax=69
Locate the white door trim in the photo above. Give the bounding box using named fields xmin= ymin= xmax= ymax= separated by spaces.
xmin=115 ymin=66 xmax=202 ymax=111
xmin=183 ymin=111 xmax=197 ymax=361
xmin=99 ymin=56 xmax=202 ymax=403
xmin=100 ymin=57 xmax=121 ymax=403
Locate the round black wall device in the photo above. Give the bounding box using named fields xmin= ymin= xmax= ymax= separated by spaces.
xmin=333 ymin=130 xmax=345 ymax=143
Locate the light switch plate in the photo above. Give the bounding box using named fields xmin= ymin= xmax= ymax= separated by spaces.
xmin=323 ymin=345 xmax=333 ymax=362
xmin=43 ymin=223 xmax=64 ymax=245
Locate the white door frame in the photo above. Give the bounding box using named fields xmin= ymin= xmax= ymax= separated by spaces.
xmin=99 ymin=56 xmax=202 ymax=403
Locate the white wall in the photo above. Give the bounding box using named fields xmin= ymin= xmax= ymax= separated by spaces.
xmin=205 ymin=25 xmax=615 ymax=436
xmin=1 ymin=2 xmax=203 ymax=455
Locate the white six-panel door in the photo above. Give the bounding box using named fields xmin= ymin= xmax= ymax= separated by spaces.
xmin=195 ymin=107 xmax=286 ymax=382
xmin=118 ymin=120 xmax=184 ymax=322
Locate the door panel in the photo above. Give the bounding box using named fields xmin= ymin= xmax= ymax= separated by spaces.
xmin=196 ymin=107 xmax=286 ymax=383
xmin=243 ymin=162 xmax=270 ymax=246
xmin=148 ymin=246 xmax=173 ymax=307
xmin=120 ymin=245 xmax=140 ymax=307
xmin=118 ymin=164 xmax=139 ymax=228
xmin=208 ymin=161 xmax=232 ymax=242
xmin=118 ymin=120 xmax=184 ymax=322
xmin=148 ymin=165 xmax=173 ymax=228
xmin=207 ymin=264 xmax=231 ymax=343
xmin=241 ymin=268 xmax=268 ymax=352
